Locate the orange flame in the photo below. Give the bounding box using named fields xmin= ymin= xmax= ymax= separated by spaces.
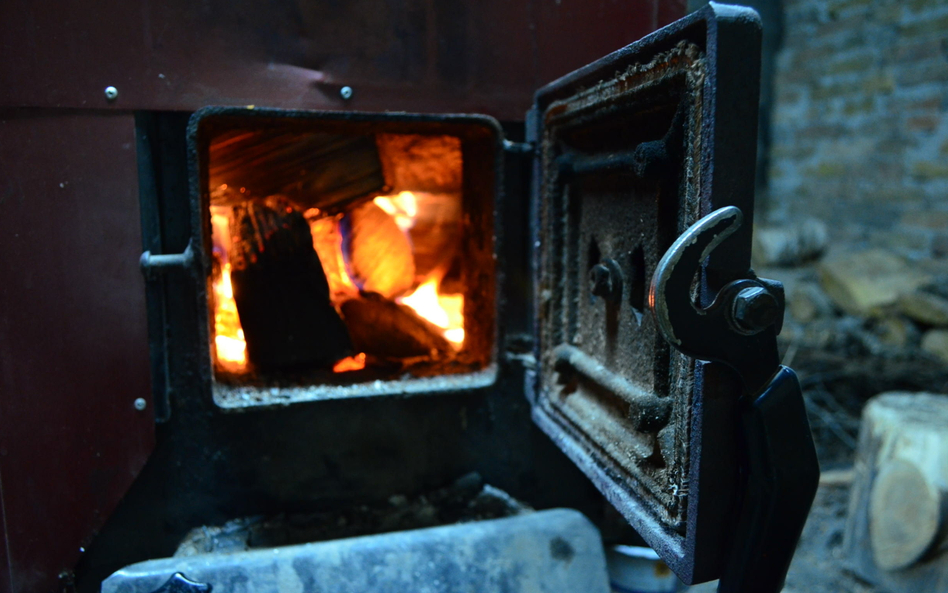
xmin=399 ymin=278 xmax=465 ymax=349
xmin=373 ymin=191 xmax=418 ymax=232
xmin=210 ymin=207 xmax=249 ymax=372
xmin=309 ymin=192 xmax=466 ymax=353
xmin=213 ymin=262 xmax=248 ymax=372
xmin=209 ymin=190 xmax=465 ymax=375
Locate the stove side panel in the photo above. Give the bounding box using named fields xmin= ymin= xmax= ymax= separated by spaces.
xmin=0 ymin=112 xmax=155 ymax=593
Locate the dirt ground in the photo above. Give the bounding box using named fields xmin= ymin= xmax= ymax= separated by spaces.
xmin=686 ymin=474 xmax=877 ymax=593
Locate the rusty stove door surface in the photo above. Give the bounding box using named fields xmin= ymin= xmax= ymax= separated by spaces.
xmin=528 ymin=4 xmax=762 ymax=585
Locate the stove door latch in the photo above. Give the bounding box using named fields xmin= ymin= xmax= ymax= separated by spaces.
xmin=650 ymin=206 xmax=820 ymax=593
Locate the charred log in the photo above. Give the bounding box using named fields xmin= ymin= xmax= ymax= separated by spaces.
xmin=228 ymin=196 xmax=353 ymax=370
xmin=341 ymin=294 xmax=451 ymax=359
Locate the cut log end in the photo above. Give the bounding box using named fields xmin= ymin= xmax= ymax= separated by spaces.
xmin=869 ymin=459 xmax=943 ymax=571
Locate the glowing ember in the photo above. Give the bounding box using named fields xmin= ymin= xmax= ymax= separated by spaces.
xmin=374 ymin=191 xmax=418 ymax=232
xmin=333 ymin=352 xmax=367 ymax=373
xmin=399 ymin=278 xmax=465 ymax=348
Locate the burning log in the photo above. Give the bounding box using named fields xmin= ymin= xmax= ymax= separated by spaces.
xmin=342 ymin=201 xmax=415 ymax=299
xmin=341 ymin=294 xmax=451 ymax=359
xmin=228 ymin=196 xmax=353 ymax=370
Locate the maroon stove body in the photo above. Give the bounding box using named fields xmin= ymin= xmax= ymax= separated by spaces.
xmin=0 ymin=2 xmax=691 ymax=592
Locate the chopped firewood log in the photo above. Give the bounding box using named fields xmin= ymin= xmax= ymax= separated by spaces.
xmin=228 ymin=196 xmax=353 ymax=370
xmin=341 ymin=201 xmax=415 ymax=299
xmin=340 ymin=294 xmax=450 ymax=359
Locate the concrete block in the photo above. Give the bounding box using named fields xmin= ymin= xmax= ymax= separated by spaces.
xmin=101 ymin=509 xmax=610 ymax=593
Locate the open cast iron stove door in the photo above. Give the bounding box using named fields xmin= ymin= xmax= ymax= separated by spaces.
xmin=528 ymin=4 xmax=762 ymax=585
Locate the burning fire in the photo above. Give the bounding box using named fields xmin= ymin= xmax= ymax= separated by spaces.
xmin=309 ymin=191 xmax=465 ymax=350
xmin=214 ymin=263 xmax=249 ymax=372
xmin=211 ymin=207 xmax=249 ymax=373
xmin=209 ymin=190 xmax=465 ymax=374
xmin=399 ymin=278 xmax=465 ymax=348
xmin=374 ymin=191 xmax=464 ymax=347
xmin=373 ymin=191 xmax=418 ymax=232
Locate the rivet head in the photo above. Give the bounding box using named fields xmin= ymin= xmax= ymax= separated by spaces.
xmin=339 ymin=86 xmax=353 ymax=100
xmin=731 ymin=286 xmax=779 ymax=333
xmin=104 ymin=86 xmax=119 ymax=101
xmin=134 ymin=397 xmax=147 ymax=411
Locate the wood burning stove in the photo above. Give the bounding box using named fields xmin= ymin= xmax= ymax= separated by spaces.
xmin=129 ymin=5 xmax=810 ymax=591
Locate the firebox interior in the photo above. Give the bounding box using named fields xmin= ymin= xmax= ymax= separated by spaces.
xmin=193 ymin=112 xmax=498 ymax=405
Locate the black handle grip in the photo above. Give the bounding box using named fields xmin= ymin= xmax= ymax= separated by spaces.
xmin=718 ymin=366 xmax=820 ymax=593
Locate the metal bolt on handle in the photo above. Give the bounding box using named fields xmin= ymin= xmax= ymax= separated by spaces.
xmin=730 ymin=286 xmax=780 ymax=335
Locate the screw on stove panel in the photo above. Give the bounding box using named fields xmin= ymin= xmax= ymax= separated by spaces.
xmin=104 ymin=86 xmax=119 ymax=101
xmin=339 ymin=86 xmax=354 ymax=100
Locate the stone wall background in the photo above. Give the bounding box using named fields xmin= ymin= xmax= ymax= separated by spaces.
xmin=766 ymin=0 xmax=948 ymax=257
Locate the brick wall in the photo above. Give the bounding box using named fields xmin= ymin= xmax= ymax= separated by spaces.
xmin=767 ymin=0 xmax=948 ymax=256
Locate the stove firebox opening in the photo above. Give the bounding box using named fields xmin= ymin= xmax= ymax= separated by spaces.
xmin=198 ymin=115 xmax=497 ymax=404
